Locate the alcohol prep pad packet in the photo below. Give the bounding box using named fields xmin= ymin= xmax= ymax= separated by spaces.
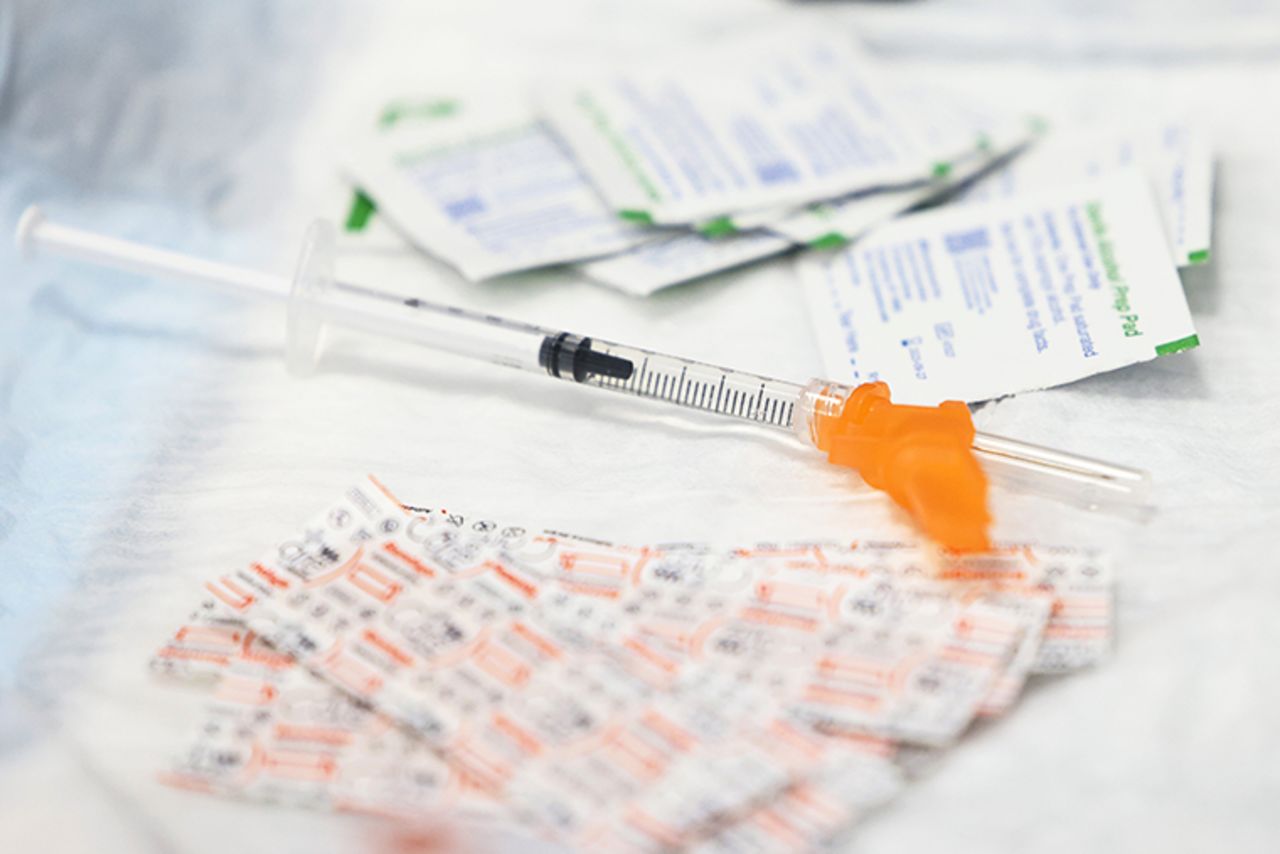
xmin=578 ymin=229 xmax=794 ymax=296
xmin=961 ymin=120 xmax=1214 ymax=267
xmin=767 ymin=89 xmax=1045 ymax=248
xmin=536 ymin=28 xmax=962 ymax=225
xmin=341 ymin=102 xmax=651 ymax=280
xmin=798 ymin=170 xmax=1199 ymax=405
xmin=685 ymin=79 xmax=1042 ymax=244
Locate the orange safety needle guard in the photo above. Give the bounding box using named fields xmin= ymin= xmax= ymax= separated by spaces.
xmin=811 ymin=382 xmax=991 ymax=552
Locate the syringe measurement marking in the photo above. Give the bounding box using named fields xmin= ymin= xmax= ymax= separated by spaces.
xmin=589 ymin=348 xmax=796 ymax=429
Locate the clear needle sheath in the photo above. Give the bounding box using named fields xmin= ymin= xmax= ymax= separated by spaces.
xmin=16 ymin=207 xmax=1149 ymax=511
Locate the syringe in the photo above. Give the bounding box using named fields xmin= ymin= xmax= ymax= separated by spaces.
xmin=16 ymin=207 xmax=1149 ymax=548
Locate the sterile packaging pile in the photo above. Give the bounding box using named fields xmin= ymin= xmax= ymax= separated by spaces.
xmin=340 ymin=25 xmax=1211 ymax=407
xmin=72 ymin=20 xmax=1214 ymax=852
xmin=150 ymin=476 xmax=1112 ymax=850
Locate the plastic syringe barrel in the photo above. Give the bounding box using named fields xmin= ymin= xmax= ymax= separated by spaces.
xmin=291 ymin=221 xmax=552 ymax=377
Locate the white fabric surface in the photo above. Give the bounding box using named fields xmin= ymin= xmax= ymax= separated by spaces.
xmin=1 ymin=1 xmax=1279 ymax=852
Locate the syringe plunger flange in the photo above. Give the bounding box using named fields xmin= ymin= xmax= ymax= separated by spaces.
xmin=285 ymin=220 xmax=337 ymax=376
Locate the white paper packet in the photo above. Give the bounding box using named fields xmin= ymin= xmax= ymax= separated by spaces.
xmin=799 ymin=170 xmax=1199 ymax=404
xmin=766 ymin=117 xmax=1042 ymax=248
xmin=537 ymin=28 xmax=958 ymax=225
xmin=688 ymin=78 xmax=1042 ymax=244
xmin=578 ymin=155 xmax=1017 ymax=300
xmin=605 ymin=134 xmax=1035 ymax=300
xmin=960 ymin=120 xmax=1214 ymax=267
xmin=767 ymin=184 xmax=936 ymax=249
xmin=341 ymin=101 xmax=651 ymax=280
xmin=578 ymin=229 xmax=794 ymax=296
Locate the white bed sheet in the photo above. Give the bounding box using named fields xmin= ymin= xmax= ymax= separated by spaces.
xmin=1 ymin=1 xmax=1278 ymax=852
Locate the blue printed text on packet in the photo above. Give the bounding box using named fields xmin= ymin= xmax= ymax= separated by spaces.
xmin=799 ymin=170 xmax=1198 ymax=404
